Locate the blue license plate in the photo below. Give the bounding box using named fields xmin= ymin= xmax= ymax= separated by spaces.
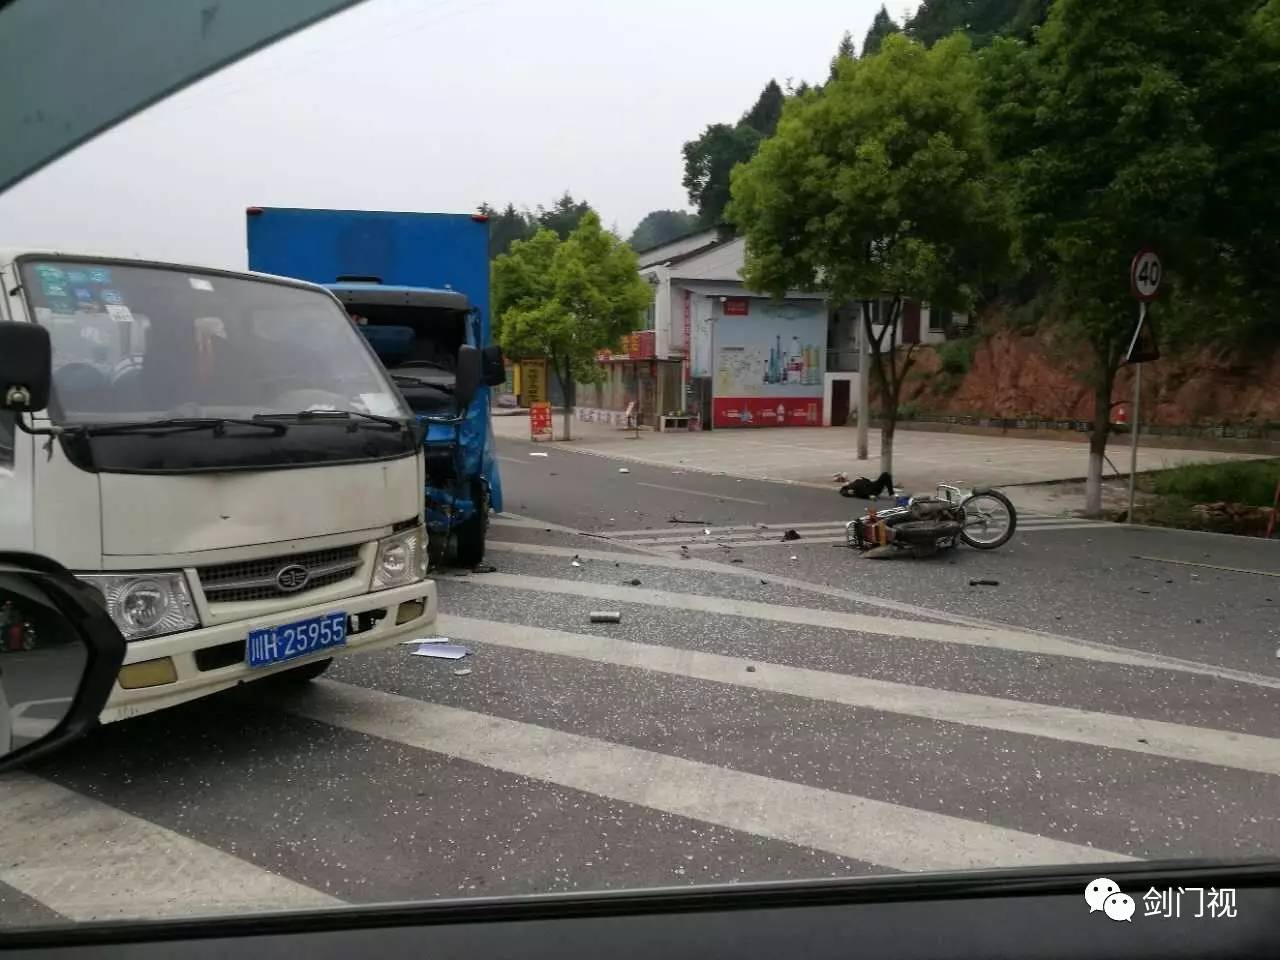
xmin=246 ymin=611 xmax=347 ymax=668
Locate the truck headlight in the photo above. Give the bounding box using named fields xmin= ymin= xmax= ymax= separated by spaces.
xmin=76 ymin=572 xmax=199 ymax=641
xmin=372 ymin=526 xmax=427 ymax=590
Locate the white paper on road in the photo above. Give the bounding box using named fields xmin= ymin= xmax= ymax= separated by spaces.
xmin=410 ymin=643 xmax=470 ymax=660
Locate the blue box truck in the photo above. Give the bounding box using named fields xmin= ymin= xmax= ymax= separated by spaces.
xmin=246 ymin=206 xmax=504 ymax=566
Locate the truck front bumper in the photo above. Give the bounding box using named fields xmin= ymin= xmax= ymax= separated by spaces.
xmin=99 ymin=579 xmax=437 ymax=723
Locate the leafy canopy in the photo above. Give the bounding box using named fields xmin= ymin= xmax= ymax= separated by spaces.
xmin=729 ymin=33 xmax=1012 ymax=311
xmin=681 ymin=80 xmax=785 ymax=226
xmin=628 ymin=209 xmax=700 ymax=252
xmin=492 ymin=213 xmax=651 ymax=387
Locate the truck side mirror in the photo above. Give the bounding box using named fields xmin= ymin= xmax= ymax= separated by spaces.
xmin=0 ymin=554 xmax=127 ymax=772
xmin=481 ymin=345 xmax=506 ymax=387
xmin=454 ymin=345 xmax=481 ymax=412
xmin=0 ymin=322 xmax=52 ymax=413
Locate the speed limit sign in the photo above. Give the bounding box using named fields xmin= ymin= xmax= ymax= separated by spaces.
xmin=1130 ymin=248 xmax=1161 ymax=301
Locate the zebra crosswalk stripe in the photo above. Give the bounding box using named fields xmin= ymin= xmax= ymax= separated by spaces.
xmin=295 ymin=679 xmax=1132 ymax=872
xmin=437 ymin=615 xmax=1280 ymax=777
xmin=0 ymin=774 xmax=340 ymax=921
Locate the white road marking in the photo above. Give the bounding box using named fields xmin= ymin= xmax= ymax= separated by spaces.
xmin=0 ymin=774 xmax=339 ymax=921
xmin=482 ymin=539 xmax=1280 ymax=691
xmin=298 ymin=680 xmax=1130 ymax=872
xmin=462 ymin=571 xmax=1196 ymax=669
xmin=633 ymin=482 xmax=767 ymax=506
xmin=439 ymin=616 xmax=1280 ymax=777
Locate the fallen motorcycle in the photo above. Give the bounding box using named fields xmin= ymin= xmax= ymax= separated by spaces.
xmin=845 ymin=483 xmax=1017 ymax=557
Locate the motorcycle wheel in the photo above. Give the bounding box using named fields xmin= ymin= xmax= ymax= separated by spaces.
xmin=959 ymin=490 xmax=1017 ymax=549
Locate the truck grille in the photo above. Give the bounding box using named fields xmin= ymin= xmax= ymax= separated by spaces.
xmin=198 ymin=545 xmax=362 ymax=603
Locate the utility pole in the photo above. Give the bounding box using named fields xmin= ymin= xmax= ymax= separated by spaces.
xmin=857 ymin=305 xmax=870 ymax=460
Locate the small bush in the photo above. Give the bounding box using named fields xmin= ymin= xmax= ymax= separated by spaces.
xmin=937 ymin=337 xmax=976 ymax=376
xmin=1148 ymin=459 xmax=1280 ymax=506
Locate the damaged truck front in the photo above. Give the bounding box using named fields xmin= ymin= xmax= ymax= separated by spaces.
xmin=246 ymin=207 xmax=505 ymax=566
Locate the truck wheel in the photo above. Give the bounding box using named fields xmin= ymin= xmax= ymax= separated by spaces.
xmin=453 ymin=482 xmax=489 ymax=568
xmin=270 ymin=657 xmax=333 ymax=686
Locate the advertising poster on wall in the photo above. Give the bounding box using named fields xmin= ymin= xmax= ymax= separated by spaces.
xmin=712 ymin=297 xmax=826 ymax=428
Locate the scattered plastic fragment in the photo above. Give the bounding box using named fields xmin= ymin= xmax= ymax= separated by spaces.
xmin=472 ymin=562 xmax=497 ymax=573
xmin=590 ymin=611 xmax=622 ymax=623
xmin=969 ymin=578 xmax=1000 ymax=586
xmin=529 ymin=451 xmax=548 ymax=457
xmin=730 ymin=558 xmax=744 ymax=564
xmin=618 ymin=467 xmax=630 ymax=474
xmin=789 ymin=555 xmax=799 ymax=561
xmin=782 ymin=529 xmax=801 ymax=541
xmin=625 ymin=578 xmax=642 ymax=586
xmin=746 ymin=665 xmax=757 ymax=673
xmin=453 ymin=668 xmax=472 ymax=676
xmin=411 ymin=644 xmax=470 ymax=660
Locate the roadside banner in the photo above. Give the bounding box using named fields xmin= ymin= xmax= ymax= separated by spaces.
xmin=521 ymin=359 xmax=548 ymax=405
xmin=530 ymin=401 xmax=553 ymax=442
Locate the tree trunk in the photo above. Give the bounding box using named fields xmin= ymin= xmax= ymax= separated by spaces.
xmin=879 ymin=417 xmax=894 ymax=478
xmin=550 ymin=356 xmax=573 ymax=442
xmin=1085 ymin=360 xmax=1116 ymax=519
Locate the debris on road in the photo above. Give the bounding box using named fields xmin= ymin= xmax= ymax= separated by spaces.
xmin=618 ymin=467 xmax=630 ymax=474
xmin=453 ymin=668 xmax=472 ymax=676
xmin=669 ymin=516 xmax=709 ymax=524
xmin=590 ymin=611 xmax=622 ymax=623
xmin=624 ymin=578 xmax=642 ymax=586
xmin=969 ymin=578 xmax=1000 ymax=587
xmin=529 ymin=451 xmax=548 ymax=457
xmin=833 ymin=472 xmax=848 ymax=483
xmin=782 ymin=529 xmax=801 ymax=541
xmin=411 ymin=643 xmax=471 ymax=660
xmin=789 ymin=555 xmax=799 ymax=561
xmin=571 ymin=558 xmax=582 ymax=568
xmin=730 ymin=558 xmax=744 ymax=564
xmin=401 ymin=636 xmax=451 ymax=645
xmin=746 ymin=665 xmax=757 ymax=673
xmin=472 ymin=562 xmax=497 ymax=573
xmin=703 ymin=527 xmax=712 ymax=536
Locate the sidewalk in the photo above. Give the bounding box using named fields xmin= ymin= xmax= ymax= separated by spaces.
xmin=493 ymin=414 xmax=1263 ymax=513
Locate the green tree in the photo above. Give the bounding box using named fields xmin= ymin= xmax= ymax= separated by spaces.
xmin=741 ymin=79 xmax=785 ymax=137
xmin=628 ymin=209 xmax=699 ymax=252
xmin=478 ymin=202 xmax=536 ymax=259
xmin=729 ymin=34 xmax=1012 ymax=476
xmin=981 ymin=0 xmax=1271 ymax=515
xmin=681 ymin=79 xmax=784 ymax=226
xmin=681 ymin=122 xmax=762 ymax=226
xmin=861 ymin=4 xmax=901 ymax=56
xmin=906 ymin=0 xmax=1048 ymax=48
xmin=536 ymin=192 xmax=594 ymax=240
xmin=829 ymin=30 xmax=857 ymax=80
xmin=492 ymin=213 xmax=651 ymax=440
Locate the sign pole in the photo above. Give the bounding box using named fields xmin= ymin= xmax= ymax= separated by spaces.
xmin=857 ymin=308 xmax=870 ymax=461
xmin=1126 ymin=301 xmax=1146 ymax=524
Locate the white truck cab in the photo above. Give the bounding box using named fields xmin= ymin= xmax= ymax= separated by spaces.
xmin=0 ymin=250 xmax=455 ymax=722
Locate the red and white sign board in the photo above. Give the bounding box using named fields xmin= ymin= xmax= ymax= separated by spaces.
xmin=713 ymin=398 xmax=821 ymax=428
xmin=529 ymin=401 xmax=553 ymax=442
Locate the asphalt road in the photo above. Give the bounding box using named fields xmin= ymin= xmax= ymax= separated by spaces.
xmin=2 ymin=436 xmax=1278 ymax=925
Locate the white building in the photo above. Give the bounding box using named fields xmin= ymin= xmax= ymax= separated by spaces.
xmin=635 ymin=230 xmax=949 ymax=428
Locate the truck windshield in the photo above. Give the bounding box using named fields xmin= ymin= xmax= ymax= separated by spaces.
xmin=348 ymin=303 xmax=469 ymax=416
xmin=19 ymin=260 xmax=410 ymax=425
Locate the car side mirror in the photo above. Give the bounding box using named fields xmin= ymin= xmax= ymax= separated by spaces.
xmin=0 ymin=555 xmax=126 ymax=772
xmin=454 ymin=345 xmax=481 ymax=412
xmin=481 ymin=345 xmax=506 ymax=387
xmin=0 ymin=322 xmax=52 ymax=413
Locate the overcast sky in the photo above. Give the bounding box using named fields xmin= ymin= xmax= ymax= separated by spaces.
xmin=0 ymin=0 xmax=915 ymax=269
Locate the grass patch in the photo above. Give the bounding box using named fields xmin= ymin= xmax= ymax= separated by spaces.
xmin=1146 ymin=458 xmax=1280 ymax=506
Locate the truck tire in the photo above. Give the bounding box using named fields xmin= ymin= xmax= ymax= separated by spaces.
xmin=453 ymin=481 xmax=489 ymax=568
